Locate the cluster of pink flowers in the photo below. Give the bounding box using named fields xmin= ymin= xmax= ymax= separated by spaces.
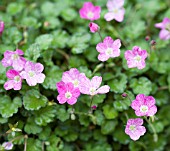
xmin=1 ymin=49 xmax=45 ymax=90
xmin=56 ymin=68 xmax=110 ymax=105
xmin=125 ymin=94 xmax=157 ymax=141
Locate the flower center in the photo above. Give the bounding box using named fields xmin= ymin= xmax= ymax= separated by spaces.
xmin=14 ymin=76 xmax=21 ymax=82
xmin=29 ymin=71 xmax=35 ymax=77
xmin=90 ymin=87 xmax=96 ymax=95
xmin=140 ymin=105 xmax=148 ymax=113
xmin=113 ymin=8 xmax=118 ymax=13
xmin=87 ymin=12 xmax=94 ymax=19
xmin=12 ymin=54 xmax=19 ymax=60
xmin=134 ymin=55 xmax=141 ymax=62
xmin=65 ymin=91 xmax=72 ymax=99
xmin=165 ymin=23 xmax=170 ymax=31
xmin=129 ymin=125 xmax=136 ymax=131
xmin=73 ymin=79 xmax=79 ymax=87
xmin=106 ymin=48 xmax=113 ymax=55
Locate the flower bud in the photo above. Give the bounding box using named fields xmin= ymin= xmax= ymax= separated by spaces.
xmin=122 ymin=93 xmax=127 ymax=98
xmin=0 ymin=21 xmax=5 ymax=35
xmin=89 ymin=22 xmax=99 ymax=33
xmin=150 ymin=40 xmax=156 ymax=46
xmin=145 ymin=36 xmax=150 ymax=41
xmin=91 ymin=105 xmax=97 ymax=110
xmin=71 ymin=113 xmax=76 ymax=120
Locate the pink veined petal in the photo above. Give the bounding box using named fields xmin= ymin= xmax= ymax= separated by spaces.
xmin=98 ymin=53 xmax=110 ymax=62
xmin=155 ymin=22 xmax=163 ymax=29
xmin=135 ymin=110 xmax=146 ymax=117
xmin=36 ymin=73 xmax=45 ymax=84
xmin=104 ymin=12 xmax=115 ymax=21
xmin=20 ymin=71 xmax=27 ymax=79
xmin=16 ymin=49 xmax=24 ymax=55
xmin=13 ymin=82 xmax=22 ymax=90
xmin=69 ymin=68 xmax=79 ymax=79
xmin=114 ymin=8 xmax=125 ymax=22
xmin=107 ymin=0 xmax=124 ymax=10
xmin=24 ymin=61 xmax=34 ymax=72
xmin=112 ymin=39 xmax=121 ymax=48
xmin=131 ymin=100 xmax=141 ymax=110
xmin=62 ymin=71 xmax=73 ymax=83
xmin=79 ymin=76 xmax=91 ymax=94
xmin=159 ymin=29 xmax=170 ymax=40
xmin=124 ymin=50 xmax=134 ymax=60
xmin=126 ymin=60 xmax=136 ymax=68
xmin=97 ymin=85 xmax=110 ymax=94
xmin=139 ymin=50 xmax=148 ymax=59
xmin=26 ymin=77 xmax=37 ymax=86
xmin=145 ymin=96 xmax=156 ymax=107
xmin=129 ymin=132 xmax=141 ymax=141
xmin=67 ymin=97 xmax=77 ymax=105
xmin=133 ymin=118 xmax=144 ymax=126
xmin=71 ymin=88 xmax=80 ymax=98
xmin=56 ymin=81 xmax=66 ymax=93
xmin=111 ymin=48 xmax=120 ymax=58
xmin=35 ymin=63 xmax=44 ymax=73
xmin=136 ymin=94 xmax=145 ymax=103
xmin=4 ymin=80 xmax=15 ymax=90
xmin=93 ymin=6 xmax=101 ymax=20
xmin=1 ymin=57 xmax=12 ymax=67
xmin=136 ymin=126 xmax=146 ymax=136
xmin=146 ymin=105 xmax=157 ymax=116
xmin=6 ymin=69 xmax=19 ymax=79
xmin=83 ymin=2 xmax=94 ymax=10
xmin=66 ymin=83 xmax=74 ymax=91
xmin=96 ymin=43 xmax=107 ymax=53
xmin=136 ymin=60 xmax=146 ymax=70
xmin=103 ymin=36 xmax=114 ymax=47
xmin=57 ymin=94 xmax=67 ymax=104
xmin=3 ymin=50 xmax=14 ymax=57
xmin=91 ymin=76 xmax=102 ymax=89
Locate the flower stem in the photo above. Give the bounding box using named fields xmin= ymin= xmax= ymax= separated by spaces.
xmin=24 ymin=135 xmax=28 ymax=151
xmin=97 ymin=31 xmax=103 ymax=42
xmin=89 ymin=96 xmax=94 ymax=113
xmin=144 ymin=116 xmax=158 ymax=142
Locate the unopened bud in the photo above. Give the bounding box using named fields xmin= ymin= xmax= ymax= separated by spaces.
xmin=150 ymin=40 xmax=156 ymax=46
xmin=71 ymin=113 xmax=76 ymax=120
xmin=0 ymin=21 xmax=5 ymax=35
xmin=122 ymin=93 xmax=127 ymax=98
xmin=145 ymin=36 xmax=150 ymax=41
xmin=92 ymin=105 xmax=97 ymax=110
xmin=89 ymin=22 xmax=99 ymax=33
xmin=44 ymin=21 xmax=50 ymax=27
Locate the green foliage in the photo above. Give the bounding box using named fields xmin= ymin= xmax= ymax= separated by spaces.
xmin=0 ymin=0 xmax=170 ymax=150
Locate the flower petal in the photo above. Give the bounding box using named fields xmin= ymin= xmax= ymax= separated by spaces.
xmin=97 ymin=85 xmax=110 ymax=94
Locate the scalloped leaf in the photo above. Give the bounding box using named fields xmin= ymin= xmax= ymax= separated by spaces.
xmin=0 ymin=96 xmax=22 ymax=118
xmin=33 ymin=106 xmax=56 ymax=126
xmin=23 ymin=89 xmax=48 ymax=110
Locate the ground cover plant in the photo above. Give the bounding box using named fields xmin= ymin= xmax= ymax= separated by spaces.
xmin=0 ymin=0 xmax=170 ymax=150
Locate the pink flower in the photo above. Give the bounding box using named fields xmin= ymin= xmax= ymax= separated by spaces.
xmin=125 ymin=118 xmax=146 ymax=141
xmin=104 ymin=0 xmax=125 ymax=22
xmin=89 ymin=22 xmax=99 ymax=33
xmin=96 ymin=36 xmax=121 ymax=62
xmin=62 ymin=68 xmax=86 ymax=89
xmin=2 ymin=142 xmax=13 ymax=150
xmin=79 ymin=76 xmax=110 ymax=96
xmin=131 ymin=94 xmax=157 ymax=117
xmin=124 ymin=46 xmax=148 ymax=69
xmin=56 ymin=81 xmax=80 ymax=105
xmin=79 ymin=2 xmax=101 ymax=21
xmin=155 ymin=17 xmax=170 ymax=40
xmin=4 ymin=69 xmax=22 ymax=90
xmin=0 ymin=21 xmax=5 ymax=35
xmin=1 ymin=49 xmax=26 ymax=71
xmin=20 ymin=61 xmax=45 ymax=86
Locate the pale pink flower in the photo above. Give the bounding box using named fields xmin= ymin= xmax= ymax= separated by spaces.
xmin=125 ymin=118 xmax=146 ymax=141
xmin=124 ymin=46 xmax=148 ymax=69
xmin=96 ymin=36 xmax=121 ymax=61
xmin=1 ymin=49 xmax=26 ymax=71
xmin=20 ymin=61 xmax=45 ymax=86
xmin=104 ymin=0 xmax=125 ymax=22
xmin=89 ymin=22 xmax=99 ymax=33
xmin=0 ymin=21 xmax=5 ymax=35
xmin=79 ymin=76 xmax=110 ymax=96
xmin=2 ymin=142 xmax=13 ymax=150
xmin=131 ymin=94 xmax=157 ymax=117
xmin=155 ymin=17 xmax=170 ymax=40
xmin=79 ymin=2 xmax=101 ymax=21
xmin=62 ymin=68 xmax=86 ymax=89
xmin=56 ymin=81 xmax=80 ymax=105
xmin=4 ymin=69 xmax=22 ymax=91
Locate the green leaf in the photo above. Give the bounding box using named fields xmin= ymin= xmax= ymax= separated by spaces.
xmin=101 ymin=120 xmax=118 ymax=135
xmin=27 ymin=138 xmax=42 ymax=151
xmin=38 ymin=127 xmax=51 ymax=140
xmin=61 ymin=8 xmax=77 ymax=21
xmin=0 ymin=96 xmax=22 ymax=118
xmin=42 ymin=66 xmax=63 ymax=90
xmin=55 ymin=105 xmax=70 ymax=122
xmin=25 ymin=43 xmax=41 ymax=62
xmin=21 ymin=17 xmax=40 ymax=28
xmin=103 ymin=104 xmax=118 ymax=119
xmin=24 ymin=117 xmax=42 ymax=134
xmin=129 ymin=77 xmax=152 ymax=95
xmin=108 ymin=74 xmax=127 ymax=93
xmin=23 ymin=89 xmax=48 ymax=110
xmin=7 ymin=2 xmax=24 ymax=15
xmin=33 ymin=106 xmax=56 ymax=126
xmin=35 ymin=34 xmax=53 ymax=50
